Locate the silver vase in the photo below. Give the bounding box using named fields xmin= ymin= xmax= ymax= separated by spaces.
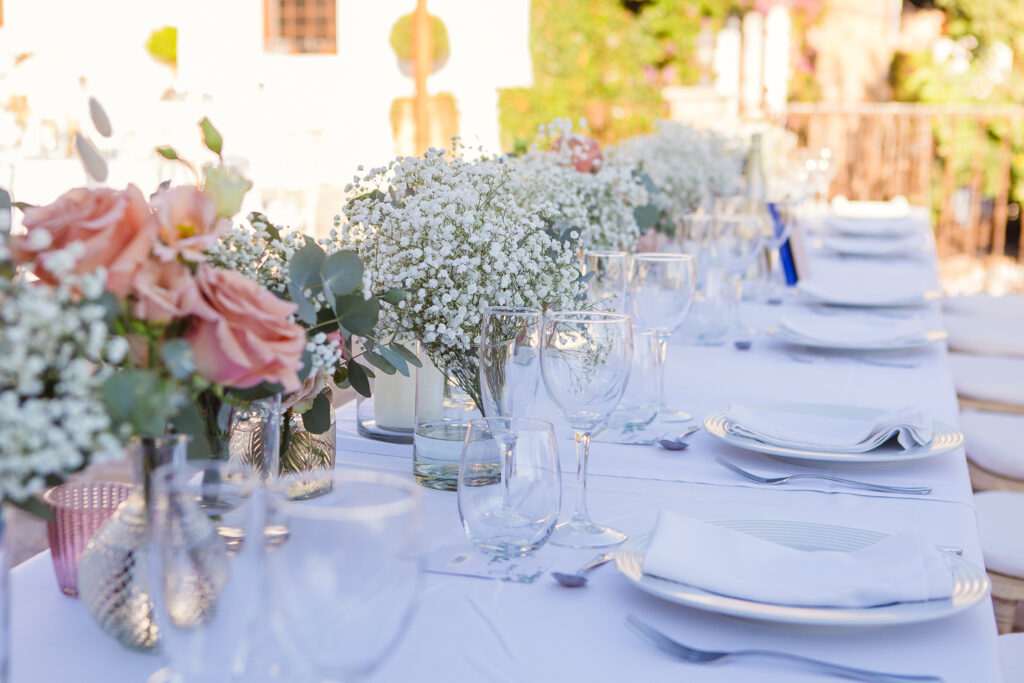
xmin=76 ymin=436 xmax=187 ymax=651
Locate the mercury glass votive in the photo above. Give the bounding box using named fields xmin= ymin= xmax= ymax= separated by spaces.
xmin=43 ymin=482 xmax=132 ymax=597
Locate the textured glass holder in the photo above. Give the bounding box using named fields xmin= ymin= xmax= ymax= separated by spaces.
xmin=44 ymin=482 xmax=132 ymax=597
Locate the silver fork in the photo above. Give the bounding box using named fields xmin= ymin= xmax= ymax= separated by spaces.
xmin=716 ymin=458 xmax=932 ymax=495
xmin=626 ymin=615 xmax=943 ymax=682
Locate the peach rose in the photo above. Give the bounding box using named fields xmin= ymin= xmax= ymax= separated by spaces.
xmin=552 ymin=135 xmax=603 ymax=173
xmin=281 ymin=370 xmax=327 ymax=413
xmin=10 ymin=185 xmax=155 ymax=296
xmin=186 ymin=265 xmax=307 ymax=392
xmin=150 ymin=186 xmax=230 ymax=262
xmin=130 ymin=259 xmax=201 ymax=323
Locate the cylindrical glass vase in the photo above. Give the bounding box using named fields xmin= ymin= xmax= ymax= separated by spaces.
xmin=412 ymin=358 xmax=481 ymax=491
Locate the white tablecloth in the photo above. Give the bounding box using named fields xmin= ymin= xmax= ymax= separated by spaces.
xmin=10 ymin=214 xmax=1002 ymax=682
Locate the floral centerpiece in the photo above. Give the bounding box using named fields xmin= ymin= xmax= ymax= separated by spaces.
xmin=512 ymin=118 xmax=653 ymax=251
xmin=335 ymin=145 xmax=585 ymax=413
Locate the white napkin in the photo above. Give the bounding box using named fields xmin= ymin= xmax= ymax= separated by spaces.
xmin=831 ymin=195 xmax=912 ymax=220
xmin=725 ymin=403 xmax=933 ymax=452
xmin=820 ymin=233 xmax=924 ymax=257
xmin=824 ymin=215 xmax=921 ymax=238
xmin=943 ymin=294 xmax=1024 ymax=320
xmin=944 ymin=313 xmax=1024 ymax=358
xmin=642 ymin=511 xmax=953 ymax=608
xmin=798 ymin=279 xmax=933 ymax=307
xmin=949 ymin=352 xmax=1024 ymax=407
xmin=779 ymin=310 xmax=927 ymax=347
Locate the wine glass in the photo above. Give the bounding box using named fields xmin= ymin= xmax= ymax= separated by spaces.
xmin=148 ymin=459 xmax=264 ymax=683
xmin=479 ymin=307 xmax=541 ymax=419
xmin=627 ymin=253 xmax=697 ymax=422
xmin=266 ymin=469 xmax=421 ymax=682
xmin=710 ymin=214 xmax=765 ymax=336
xmin=540 ymin=311 xmax=632 ymax=548
xmin=583 ymin=250 xmax=629 ymax=312
xmin=458 ymin=417 xmax=561 ymax=557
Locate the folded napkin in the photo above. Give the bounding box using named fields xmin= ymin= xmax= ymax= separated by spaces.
xmin=831 ymin=196 xmax=911 ymax=220
xmin=943 ymin=294 xmax=1024 ymax=320
xmin=944 ymin=313 xmax=1024 ymax=358
xmin=949 ymin=353 xmax=1024 ymax=407
xmin=798 ymin=279 xmax=933 ymax=307
xmin=779 ymin=310 xmax=926 ymax=347
xmin=642 ymin=511 xmax=953 ymax=608
xmin=824 ymin=215 xmax=921 ymax=238
xmin=725 ymin=403 xmax=934 ymax=452
xmin=820 ymin=233 xmax=925 ymax=257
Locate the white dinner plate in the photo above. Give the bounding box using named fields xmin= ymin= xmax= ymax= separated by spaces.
xmin=615 ymin=520 xmax=989 ymax=627
xmin=703 ymin=403 xmax=964 ymax=466
xmin=797 ymin=281 xmax=943 ymax=308
xmin=816 ymin=234 xmax=927 ymax=257
xmin=766 ymin=326 xmax=948 ymax=351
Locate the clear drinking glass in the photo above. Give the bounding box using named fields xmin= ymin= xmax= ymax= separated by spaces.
xmin=266 ymin=470 xmax=421 ymax=682
xmin=458 ymin=417 xmax=561 ymax=557
xmin=479 ymin=306 xmax=542 ymax=419
xmin=627 ymin=253 xmax=697 ymax=423
xmin=583 ymin=250 xmax=629 ymax=312
xmin=604 ymin=326 xmax=660 ymax=432
xmin=540 ymin=311 xmax=632 ymax=548
xmin=148 ymin=459 xmax=264 ymax=683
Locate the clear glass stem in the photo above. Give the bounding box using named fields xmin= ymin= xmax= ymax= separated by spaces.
xmin=570 ymin=431 xmax=593 ymax=525
xmin=498 ymin=436 xmax=515 ymax=511
xmin=654 ymin=332 xmax=670 ymax=411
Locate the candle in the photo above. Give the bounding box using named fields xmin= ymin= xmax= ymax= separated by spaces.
xmin=373 ymin=370 xmax=417 ymax=431
xmin=414 ymin=355 xmax=445 ymax=425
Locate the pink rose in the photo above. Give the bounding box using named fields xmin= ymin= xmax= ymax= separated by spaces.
xmin=552 ymin=135 xmax=604 ymax=173
xmin=130 ymin=259 xmax=201 ymax=323
xmin=281 ymin=370 xmax=327 ymax=412
xmin=150 ymin=186 xmax=230 ymax=262
xmin=186 ymin=265 xmax=307 ymax=392
xmin=10 ymin=185 xmax=155 ymax=296
xmin=325 ymin=330 xmax=347 ymax=361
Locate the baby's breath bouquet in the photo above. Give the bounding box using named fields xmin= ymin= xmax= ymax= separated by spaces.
xmin=512 ymin=118 xmax=652 ymax=251
xmin=335 ymin=146 xmax=585 ymax=411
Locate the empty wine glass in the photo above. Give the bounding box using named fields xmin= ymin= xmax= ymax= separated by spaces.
xmin=148 ymin=459 xmax=264 ymax=683
xmin=458 ymin=417 xmax=561 ymax=557
xmin=710 ymin=214 xmax=765 ymax=336
xmin=266 ymin=470 xmax=421 ymax=682
xmin=583 ymin=250 xmax=629 ymax=312
xmin=540 ymin=311 xmax=632 ymax=548
xmin=628 ymin=253 xmax=697 ymax=422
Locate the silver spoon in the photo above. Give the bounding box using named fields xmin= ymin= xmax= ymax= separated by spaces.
xmin=551 ymin=551 xmax=616 ymax=587
xmin=733 ymin=339 xmax=753 ymax=351
xmin=657 ymin=424 xmax=702 ymax=451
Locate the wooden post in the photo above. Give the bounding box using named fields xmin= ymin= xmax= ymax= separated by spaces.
xmin=968 ymin=119 xmax=986 ymax=255
xmin=992 ymin=124 xmax=1013 ymax=259
xmin=412 ymin=0 xmax=433 ymax=154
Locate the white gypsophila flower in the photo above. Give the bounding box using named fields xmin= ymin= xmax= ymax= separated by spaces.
xmin=611 ymin=121 xmax=744 ymax=231
xmin=514 ymin=118 xmax=648 ymax=251
xmin=205 ymin=213 xmax=310 ymax=303
xmin=335 ymin=147 xmax=585 ymax=383
xmin=0 ymin=275 xmax=124 ymax=503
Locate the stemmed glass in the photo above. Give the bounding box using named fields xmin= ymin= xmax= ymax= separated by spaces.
xmin=458 ymin=417 xmax=561 ymax=557
xmin=479 ymin=306 xmax=542 ymax=511
xmin=710 ymin=214 xmax=765 ymax=336
xmin=583 ymin=250 xmax=629 ymax=312
xmin=540 ymin=311 xmax=632 ymax=548
xmin=628 ymin=253 xmax=697 ymax=422
xmin=148 ymin=459 xmax=264 ymax=683
xmin=265 ymin=470 xmax=421 ymax=682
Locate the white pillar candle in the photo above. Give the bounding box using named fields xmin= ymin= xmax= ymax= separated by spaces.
xmin=373 ymin=370 xmax=417 ymax=431
xmin=415 ymin=354 xmax=446 ymax=425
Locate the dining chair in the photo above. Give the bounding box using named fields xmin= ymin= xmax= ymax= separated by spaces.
xmin=975 ymin=491 xmax=1024 ymax=633
xmin=962 ymin=410 xmax=1024 ymax=494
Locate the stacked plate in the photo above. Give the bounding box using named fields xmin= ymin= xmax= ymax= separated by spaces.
xmin=768 ymin=309 xmax=946 ymax=350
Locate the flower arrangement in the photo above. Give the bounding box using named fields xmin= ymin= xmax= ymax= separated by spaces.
xmin=512 ymin=118 xmax=652 ymax=251
xmin=335 ymin=145 xmax=585 ymax=410
xmin=611 ymin=121 xmax=744 ymax=236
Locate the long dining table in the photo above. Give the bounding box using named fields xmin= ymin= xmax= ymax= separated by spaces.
xmin=10 ymin=210 xmax=1002 ymax=682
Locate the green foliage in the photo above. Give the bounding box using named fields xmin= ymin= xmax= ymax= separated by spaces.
xmin=498 ymin=0 xmax=741 ymax=149
xmin=146 ymin=26 xmax=178 ymax=67
xmin=389 ymin=12 xmax=450 ymax=65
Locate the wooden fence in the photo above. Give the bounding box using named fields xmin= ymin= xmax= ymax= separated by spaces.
xmin=785 ymin=102 xmax=1024 ymax=261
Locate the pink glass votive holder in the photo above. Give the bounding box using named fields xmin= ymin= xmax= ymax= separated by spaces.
xmin=43 ymin=481 xmax=132 ymax=597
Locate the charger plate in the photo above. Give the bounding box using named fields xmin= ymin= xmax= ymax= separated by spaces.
xmin=615 ymin=519 xmax=989 ymax=627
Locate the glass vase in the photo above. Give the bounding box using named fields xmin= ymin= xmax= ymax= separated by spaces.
xmin=0 ymin=506 xmax=8 ymax=682
xmin=356 ymin=371 xmax=417 ymax=444
xmin=76 ymin=436 xmax=189 ymax=651
xmin=413 ymin=357 xmax=481 ymax=491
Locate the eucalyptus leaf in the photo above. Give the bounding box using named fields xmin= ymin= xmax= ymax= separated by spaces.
xmin=335 ymin=293 xmax=379 ymax=337
xmin=88 ymin=97 xmax=113 ymax=137
xmin=346 ymin=361 xmax=371 ymax=397
xmin=382 ymin=287 xmax=406 ymax=304
xmin=333 ymin=366 xmax=348 ymax=386
xmin=288 ymin=282 xmax=318 ymax=326
xmin=363 ymin=350 xmax=397 ymax=375
xmin=389 ymin=342 xmax=423 ymax=368
xmin=9 ymin=496 xmax=53 ymax=522
xmin=290 ymin=241 xmax=327 ymax=290
xmin=301 ymin=392 xmax=332 ymax=435
xmin=633 ymin=202 xmax=660 ymax=231
xmin=74 ymin=133 xmax=108 ymax=183
xmin=296 ymin=347 xmax=314 ymax=383
xmin=0 ymin=188 xmax=10 ymax=235
xmin=376 ymin=345 xmax=410 ymax=376
xmin=155 ymin=146 xmax=179 ymax=160
xmin=101 ymin=369 xmax=176 ymax=437
xmin=199 ymin=117 xmax=223 ymax=156
xmin=228 ymin=382 xmax=285 ymax=401
xmin=320 ymin=250 xmax=363 ymax=297
xmin=160 ymin=339 xmax=196 ymax=380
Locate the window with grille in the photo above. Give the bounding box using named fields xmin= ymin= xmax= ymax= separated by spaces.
xmin=264 ymin=0 xmax=337 ymax=54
